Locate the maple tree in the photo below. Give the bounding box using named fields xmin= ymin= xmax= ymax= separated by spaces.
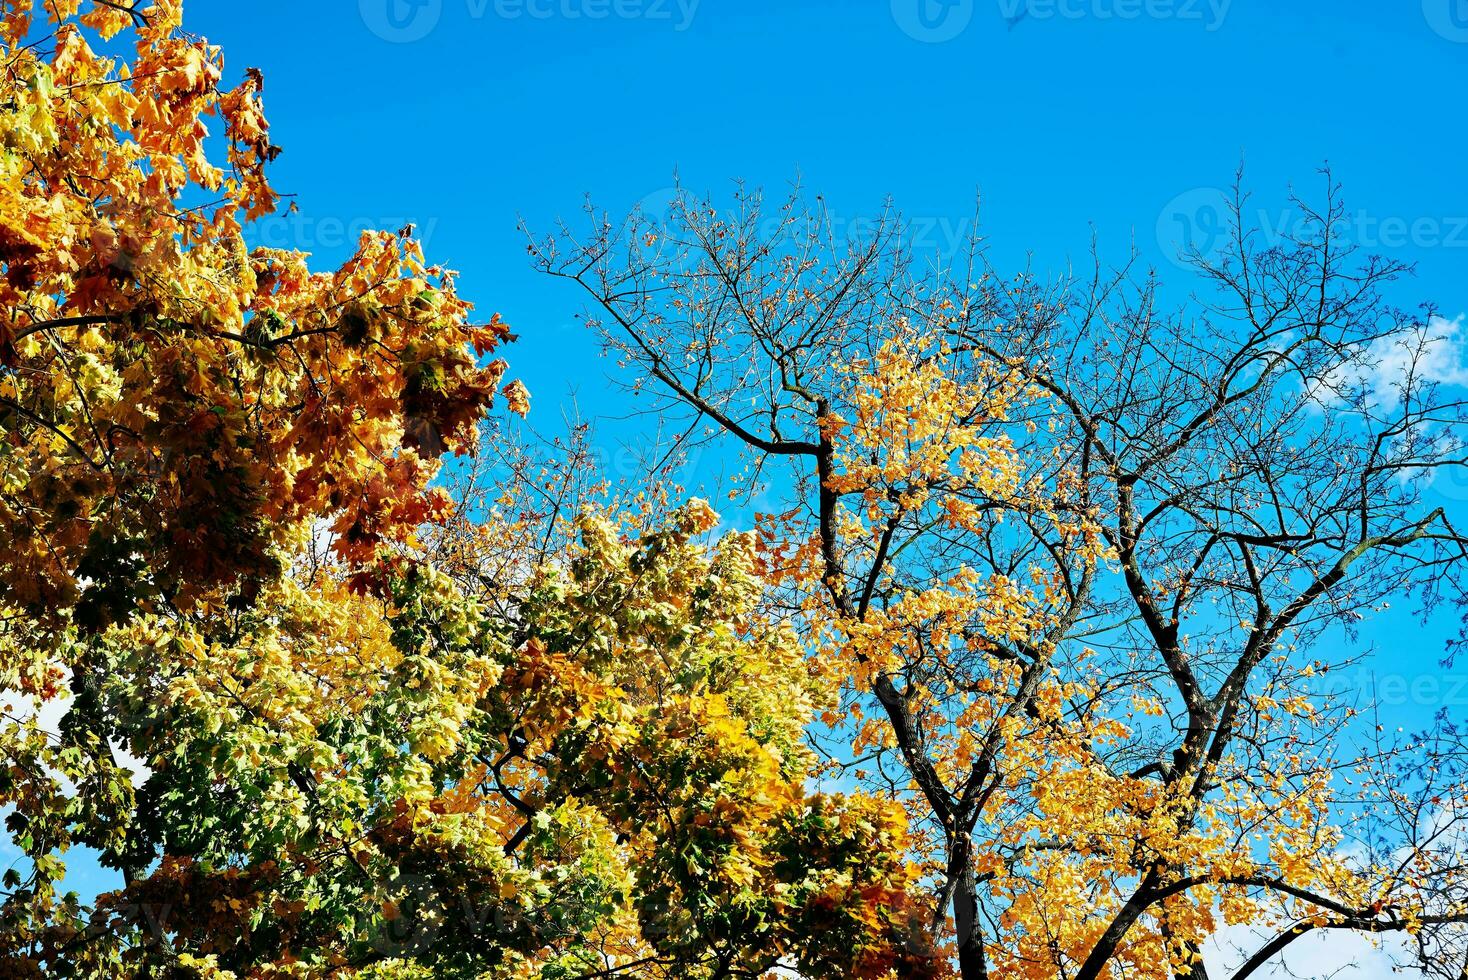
xmin=15 ymin=500 xmax=929 ymax=978
xmin=533 ymin=177 xmax=1468 ymax=979
xmin=0 ymin=4 xmax=932 ymax=977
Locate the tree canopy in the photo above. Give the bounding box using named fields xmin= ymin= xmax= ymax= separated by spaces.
xmin=532 ymin=177 xmax=1468 ymax=979
xmin=3 ymin=3 xmax=1467 ymax=979
xmin=0 ymin=4 xmax=925 ymax=976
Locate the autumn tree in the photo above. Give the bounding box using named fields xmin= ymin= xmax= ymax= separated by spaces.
xmin=532 ymin=175 xmax=1468 ymax=979
xmin=29 ymin=499 xmax=925 ymax=978
xmin=0 ymin=4 xmax=931 ymax=977
xmin=0 ymin=0 xmax=509 ymax=962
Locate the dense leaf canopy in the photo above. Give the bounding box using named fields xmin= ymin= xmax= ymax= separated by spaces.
xmin=0 ymin=4 xmax=926 ymax=977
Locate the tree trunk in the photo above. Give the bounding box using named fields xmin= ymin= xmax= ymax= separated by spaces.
xmin=953 ymin=863 xmax=988 ymax=980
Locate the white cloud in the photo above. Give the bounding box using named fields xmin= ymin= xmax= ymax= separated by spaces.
xmin=1206 ymin=921 xmax=1416 ymax=979
xmin=1331 ymin=314 xmax=1468 ymax=410
xmin=1364 ymin=315 xmax=1468 ymax=405
xmin=1 ymin=674 xmax=149 ymax=789
xmin=1200 ymin=805 xmax=1468 ymax=979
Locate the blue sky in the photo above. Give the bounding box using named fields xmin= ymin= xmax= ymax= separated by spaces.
xmin=183 ymin=2 xmax=1468 ymax=376
xmin=182 ymin=0 xmax=1468 ymax=719
xmin=16 ymin=2 xmax=1468 ymax=973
